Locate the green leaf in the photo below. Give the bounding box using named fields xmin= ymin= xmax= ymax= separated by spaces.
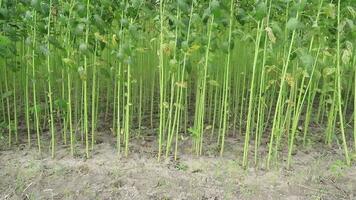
xmin=211 ymin=0 xmax=219 ymax=10
xmin=255 ymin=2 xmax=267 ymax=20
xmin=347 ymin=6 xmax=356 ymax=18
xmin=54 ymin=99 xmax=68 ymax=110
xmin=188 ymin=127 xmax=198 ymax=138
xmin=286 ymin=18 xmax=299 ymax=30
xmin=48 ymin=36 xmax=63 ymax=50
xmin=323 ymin=67 xmax=335 ymax=77
xmin=295 ymin=0 xmax=307 ymax=11
xmin=299 ymin=51 xmax=314 ymax=68
xmin=270 ymin=21 xmax=283 ymax=38
xmin=78 ymin=66 xmax=87 ymax=80
xmin=342 ymin=49 xmax=351 ymax=64
xmin=178 ymin=0 xmax=189 ymax=12
xmin=132 ymin=0 xmax=143 ymax=9
xmin=79 ymin=43 xmax=88 ymax=52
xmin=211 ymin=0 xmax=220 ymax=15
xmin=0 ymin=35 xmax=11 ymax=46
xmin=324 ymin=3 xmax=336 ymax=19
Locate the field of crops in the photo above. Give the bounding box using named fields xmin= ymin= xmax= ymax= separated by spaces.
xmin=0 ymin=0 xmax=355 ymax=199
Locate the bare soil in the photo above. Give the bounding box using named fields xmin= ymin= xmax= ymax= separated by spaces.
xmin=0 ymin=130 xmax=355 ymax=200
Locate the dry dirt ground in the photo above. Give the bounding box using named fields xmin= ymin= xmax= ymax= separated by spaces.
xmin=0 ymin=131 xmax=355 ymax=200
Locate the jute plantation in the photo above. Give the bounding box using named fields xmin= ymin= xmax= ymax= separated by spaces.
xmin=0 ymin=0 xmax=355 ymax=198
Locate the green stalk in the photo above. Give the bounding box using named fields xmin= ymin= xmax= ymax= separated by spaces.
xmin=165 ymin=74 xmax=175 ymax=157
xmin=65 ymin=0 xmax=75 ymax=156
xmin=336 ymin=0 xmax=350 ymax=165
xmin=61 ymin=69 xmax=67 ymax=145
xmin=47 ymin=0 xmax=56 ymax=158
xmin=302 ymin=82 xmax=317 ymax=146
xmin=112 ymin=72 xmax=117 ymax=134
xmin=68 ymin=67 xmax=74 ymax=155
xmin=115 ymin=9 xmax=124 ymax=155
xmin=192 ymin=2 xmax=215 ymax=155
xmin=0 ymin=74 xmax=5 ymax=127
xmin=354 ymin=56 xmax=356 ymax=151
xmin=32 ymin=10 xmax=41 ymax=153
xmin=254 ymin=0 xmax=272 ymax=165
xmin=173 ymin=2 xmax=194 ymax=159
xmin=255 ymin=37 xmax=268 ymax=165
xmin=158 ymin=0 xmax=165 ymax=161
xmin=302 ymin=0 xmax=323 ymax=147
xmin=116 ymin=61 xmax=122 ymax=155
xmin=104 ymin=80 xmax=110 ymax=122
xmin=219 ymin=0 xmax=234 ymax=156
xmin=211 ymin=84 xmax=219 ymax=139
xmin=25 ymin=39 xmax=31 ymax=147
xmin=84 ymin=0 xmax=90 ymax=158
xmin=91 ymin=40 xmax=98 ymax=151
xmin=238 ymin=73 xmax=246 ymax=137
xmin=287 ymin=47 xmax=321 ymax=168
xmin=138 ymin=76 xmax=143 ymax=135
xmin=4 ymin=60 xmax=11 ymax=146
xmin=326 ymin=89 xmax=337 ymax=146
xmin=124 ymin=53 xmax=131 ymax=157
xmin=124 ymin=18 xmax=133 ymax=156
xmin=267 ymin=11 xmax=299 ymax=169
xmin=13 ymin=73 xmax=18 ymax=143
xmin=165 ymin=3 xmax=181 ymax=158
xmin=243 ymin=21 xmax=262 ymax=167
xmin=150 ymin=71 xmax=155 ymax=129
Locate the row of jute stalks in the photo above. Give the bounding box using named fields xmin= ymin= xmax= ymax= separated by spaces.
xmin=0 ymin=0 xmax=355 ymax=169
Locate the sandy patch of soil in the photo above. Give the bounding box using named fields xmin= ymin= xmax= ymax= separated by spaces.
xmin=0 ymin=131 xmax=355 ymax=200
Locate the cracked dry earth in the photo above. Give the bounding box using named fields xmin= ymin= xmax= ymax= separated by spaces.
xmin=0 ymin=133 xmax=355 ymax=200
